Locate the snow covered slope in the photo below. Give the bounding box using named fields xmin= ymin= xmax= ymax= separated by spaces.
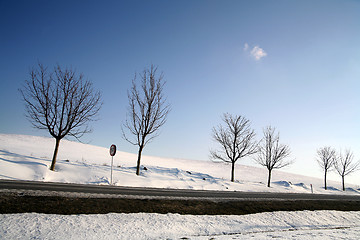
xmin=0 ymin=134 xmax=358 ymax=194
xmin=1 ymin=134 xmax=360 ymax=240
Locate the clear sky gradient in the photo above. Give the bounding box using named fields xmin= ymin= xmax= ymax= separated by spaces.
xmin=1 ymin=0 xmax=359 ymax=185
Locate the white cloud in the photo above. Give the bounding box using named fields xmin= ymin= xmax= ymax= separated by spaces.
xmin=250 ymin=45 xmax=267 ymax=60
xmin=243 ymin=43 xmax=249 ymax=51
xmin=243 ymin=43 xmax=267 ymax=61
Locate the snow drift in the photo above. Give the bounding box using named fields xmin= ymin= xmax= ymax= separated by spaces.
xmin=0 ymin=134 xmax=358 ymax=194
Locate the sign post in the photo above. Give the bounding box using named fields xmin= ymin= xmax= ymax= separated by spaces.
xmin=109 ymin=144 xmax=117 ymax=185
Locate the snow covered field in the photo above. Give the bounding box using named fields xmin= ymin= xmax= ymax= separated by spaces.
xmin=1 ymin=134 xmax=359 ymax=239
xmin=1 ymin=211 xmax=359 ymax=239
xmin=0 ymin=134 xmax=358 ymax=193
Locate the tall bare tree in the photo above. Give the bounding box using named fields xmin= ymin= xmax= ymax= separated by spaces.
xmin=122 ymin=65 xmax=170 ymax=176
xmin=334 ymin=149 xmax=359 ymax=191
xmin=316 ymin=146 xmax=336 ymax=190
xmin=20 ymin=63 xmax=102 ymax=171
xmin=210 ymin=113 xmax=258 ymax=182
xmin=255 ymin=126 xmax=292 ymax=187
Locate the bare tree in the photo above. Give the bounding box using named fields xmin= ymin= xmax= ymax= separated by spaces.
xmin=122 ymin=65 xmax=170 ymax=176
xmin=20 ymin=63 xmax=102 ymax=171
xmin=334 ymin=149 xmax=359 ymax=191
xmin=254 ymin=126 xmax=292 ymax=187
xmin=210 ymin=113 xmax=258 ymax=182
xmin=316 ymin=146 xmax=336 ymax=190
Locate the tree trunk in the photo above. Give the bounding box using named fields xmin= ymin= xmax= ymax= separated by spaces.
xmin=136 ymin=146 xmax=143 ymax=176
xmin=50 ymin=138 xmax=61 ymax=171
xmin=342 ymin=175 xmax=345 ymax=191
xmin=231 ymin=161 xmax=235 ymax=182
xmin=267 ymin=169 xmax=272 ymax=187
xmin=324 ymin=170 xmax=327 ymax=190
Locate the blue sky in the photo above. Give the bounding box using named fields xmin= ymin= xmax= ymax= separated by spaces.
xmin=1 ymin=0 xmax=359 ymax=184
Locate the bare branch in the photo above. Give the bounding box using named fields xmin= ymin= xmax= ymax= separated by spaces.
xmin=254 ymin=126 xmax=292 ymax=187
xmin=19 ymin=63 xmax=102 ymax=170
xmin=316 ymin=146 xmax=336 ymax=190
xmin=334 ymin=149 xmax=359 ymax=191
xmin=317 ymin=146 xmax=336 ymax=171
xmin=122 ymin=65 xmax=170 ymax=175
xmin=210 ymin=113 xmax=258 ymax=182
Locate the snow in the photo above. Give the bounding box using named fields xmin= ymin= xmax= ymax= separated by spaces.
xmin=0 ymin=133 xmax=358 ymax=193
xmin=1 ymin=133 xmax=360 ymax=239
xmin=0 ymin=211 xmax=359 ymax=239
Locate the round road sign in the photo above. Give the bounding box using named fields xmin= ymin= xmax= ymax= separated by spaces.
xmin=110 ymin=144 xmax=116 ymax=156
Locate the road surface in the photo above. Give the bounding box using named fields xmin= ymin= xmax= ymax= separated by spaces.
xmin=1 ymin=179 xmax=359 ymax=201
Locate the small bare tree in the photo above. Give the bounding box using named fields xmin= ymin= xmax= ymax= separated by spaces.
xmin=316 ymin=146 xmax=336 ymax=190
xmin=122 ymin=65 xmax=170 ymax=176
xmin=334 ymin=149 xmax=359 ymax=191
xmin=255 ymin=126 xmax=292 ymax=187
xmin=210 ymin=113 xmax=258 ymax=182
xmin=20 ymin=63 xmax=102 ymax=171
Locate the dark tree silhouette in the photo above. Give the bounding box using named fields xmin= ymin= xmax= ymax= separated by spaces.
xmin=334 ymin=149 xmax=359 ymax=191
xmin=316 ymin=146 xmax=336 ymax=190
xmin=255 ymin=126 xmax=292 ymax=187
xmin=210 ymin=113 xmax=258 ymax=182
xmin=20 ymin=63 xmax=102 ymax=171
xmin=122 ymin=65 xmax=170 ymax=176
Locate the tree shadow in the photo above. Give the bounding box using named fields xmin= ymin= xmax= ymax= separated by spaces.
xmin=0 ymin=150 xmax=49 ymax=167
xmin=0 ymin=174 xmax=19 ymax=180
xmin=344 ymin=188 xmax=360 ymax=193
xmin=322 ymin=186 xmax=340 ymax=191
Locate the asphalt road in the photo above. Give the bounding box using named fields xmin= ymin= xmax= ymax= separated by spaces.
xmin=1 ymin=179 xmax=359 ymax=201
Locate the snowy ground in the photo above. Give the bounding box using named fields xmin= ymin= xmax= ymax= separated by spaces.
xmin=1 ymin=134 xmax=360 ymax=239
xmin=0 ymin=134 xmax=358 ymax=193
xmin=1 ymin=211 xmax=359 ymax=239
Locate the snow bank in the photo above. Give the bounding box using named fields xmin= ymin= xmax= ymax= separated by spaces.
xmin=0 ymin=211 xmax=359 ymax=239
xmin=0 ymin=134 xmax=358 ymax=194
xmin=1 ymin=134 xmax=360 ymax=239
